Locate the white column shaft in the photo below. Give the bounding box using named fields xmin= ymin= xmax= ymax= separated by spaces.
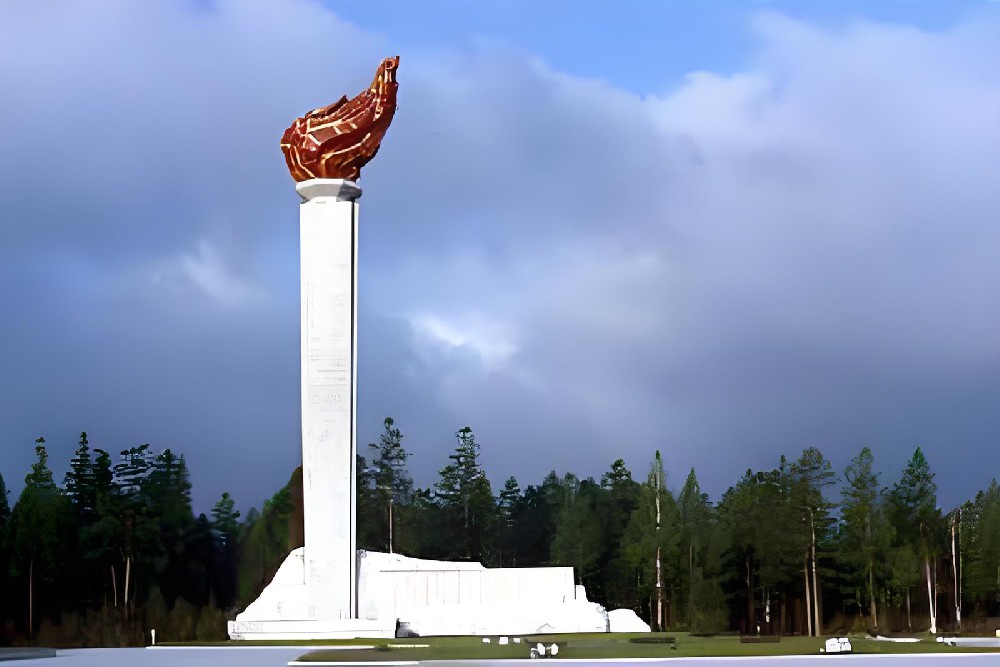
xmin=297 ymin=179 xmax=361 ymax=621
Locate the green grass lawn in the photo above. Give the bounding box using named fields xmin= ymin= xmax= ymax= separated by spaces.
xmin=292 ymin=632 xmax=1000 ymax=662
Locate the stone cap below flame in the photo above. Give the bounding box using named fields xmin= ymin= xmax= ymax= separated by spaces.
xmin=296 ymin=179 xmax=362 ymax=203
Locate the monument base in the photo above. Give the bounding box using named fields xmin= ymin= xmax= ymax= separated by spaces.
xmin=227 ymin=548 xmax=395 ymax=640
xmin=227 ymin=618 xmax=392 ymax=641
xmin=229 ymin=548 xmax=617 ymax=640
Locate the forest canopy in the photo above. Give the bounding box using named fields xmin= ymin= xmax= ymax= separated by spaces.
xmin=0 ymin=424 xmax=998 ymax=647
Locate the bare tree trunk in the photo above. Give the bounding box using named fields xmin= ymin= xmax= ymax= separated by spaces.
xmin=780 ymin=590 xmax=786 ymax=635
xmin=28 ymin=558 xmax=33 ymax=642
xmin=924 ymin=555 xmax=936 ymax=633
xmin=671 ymin=583 xmax=678 ymax=629
xmin=388 ymin=498 xmax=394 ymax=554
xmin=810 ymin=511 xmax=821 ymax=636
xmin=655 ymin=545 xmax=663 ymax=632
xmin=804 ymin=560 xmax=813 ymax=637
xmin=906 ymin=588 xmax=912 ymax=631
xmin=765 ymin=587 xmax=771 ymax=630
xmin=868 ymin=558 xmax=878 ymax=628
xmin=688 ymin=542 xmax=695 ymax=621
xmin=933 ymin=560 xmax=939 ymax=629
xmin=124 ymin=556 xmax=132 ymax=618
xmin=955 ymin=513 xmax=962 ymax=629
xmin=746 ymin=553 xmax=754 ymax=633
xmin=760 ymin=585 xmax=765 ymax=632
xmin=110 ymin=564 xmax=118 ymax=608
xmin=951 ymin=518 xmax=959 ymax=627
xmin=655 ymin=462 xmax=663 ymax=632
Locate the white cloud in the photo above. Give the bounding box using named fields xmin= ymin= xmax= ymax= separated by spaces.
xmin=151 ymin=238 xmax=264 ymax=308
xmin=410 ymin=312 xmax=519 ymax=371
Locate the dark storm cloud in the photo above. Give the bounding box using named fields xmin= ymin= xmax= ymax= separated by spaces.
xmin=0 ymin=0 xmax=388 ymax=508
xmin=2 ymin=2 xmax=999 ymax=512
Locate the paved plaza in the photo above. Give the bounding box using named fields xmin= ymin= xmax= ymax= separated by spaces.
xmin=5 ymin=646 xmax=1000 ymax=667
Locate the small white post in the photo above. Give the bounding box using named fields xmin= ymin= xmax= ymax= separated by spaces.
xmin=151 ymin=628 xmax=156 ymax=645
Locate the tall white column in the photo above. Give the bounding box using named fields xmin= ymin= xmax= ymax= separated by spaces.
xmin=297 ymin=178 xmax=361 ymax=621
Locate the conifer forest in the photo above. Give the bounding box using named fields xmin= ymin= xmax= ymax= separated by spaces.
xmin=1 ymin=419 xmax=999 ymax=646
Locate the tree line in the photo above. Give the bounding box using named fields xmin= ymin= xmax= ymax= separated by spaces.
xmin=0 ymin=422 xmax=998 ymax=646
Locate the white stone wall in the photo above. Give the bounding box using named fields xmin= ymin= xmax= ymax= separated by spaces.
xmin=357 ymin=551 xmax=607 ymax=636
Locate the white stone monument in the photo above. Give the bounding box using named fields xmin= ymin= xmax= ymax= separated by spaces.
xmin=228 ymin=55 xmax=637 ymax=641
xmin=228 ymin=179 xmax=390 ymax=639
xmin=297 ymin=179 xmax=362 ymax=625
xmin=230 ymin=56 xmax=402 ymax=641
xmin=227 ymin=178 xmax=614 ymax=640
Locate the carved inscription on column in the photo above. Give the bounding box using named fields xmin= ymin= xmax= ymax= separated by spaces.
xmin=299 ymin=189 xmax=357 ymax=620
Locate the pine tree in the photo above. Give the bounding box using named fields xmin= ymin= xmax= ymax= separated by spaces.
xmin=497 ymin=476 xmax=521 ymax=566
xmin=210 ymin=491 xmax=241 ymax=609
xmin=113 ymin=443 xmax=154 ymax=502
xmin=92 ymin=447 xmax=115 ymax=511
xmin=143 ymin=448 xmax=195 ymax=608
xmin=79 ymin=447 xmax=120 ymax=609
xmin=434 ymin=427 xmax=497 ymax=563
xmin=679 ymin=468 xmax=710 ymax=624
xmin=146 ymin=448 xmax=194 ymax=531
xmin=64 ymin=432 xmax=97 ymax=521
xmin=840 ymin=446 xmax=892 ymax=630
xmin=962 ymin=480 xmax=1000 ymax=612
xmin=10 ymin=438 xmax=73 ymax=638
xmin=211 ymin=492 xmax=241 ymax=537
xmin=509 ymin=472 xmax=561 ymax=567
xmin=0 ymin=470 xmax=9 ymax=525
xmin=620 ymin=452 xmax=679 ymax=629
xmin=0 ymin=469 xmax=11 ymax=624
xmin=551 ymin=476 xmax=605 ymax=590
xmin=719 ymin=467 xmax=800 ymax=634
xmin=367 ymin=417 xmax=412 ymax=553
xmin=110 ymin=443 xmax=158 ymax=614
xmin=790 ymin=447 xmax=837 ymax=635
xmin=602 ymin=458 xmax=640 ymax=550
xmin=888 ymin=447 xmax=942 ymax=633
xmin=356 ymin=453 xmax=380 ymax=551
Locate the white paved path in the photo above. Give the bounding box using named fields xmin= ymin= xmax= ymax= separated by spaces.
xmin=4 ymin=647 xmax=998 ymax=667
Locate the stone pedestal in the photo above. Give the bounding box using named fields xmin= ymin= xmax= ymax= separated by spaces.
xmin=230 ymin=548 xmax=611 ymax=640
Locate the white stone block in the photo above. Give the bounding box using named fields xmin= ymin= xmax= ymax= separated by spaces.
xmin=608 ymin=608 xmax=650 ymax=633
xmin=823 ymin=637 xmax=852 ymax=654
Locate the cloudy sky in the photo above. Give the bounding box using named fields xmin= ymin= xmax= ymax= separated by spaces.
xmin=2 ymin=0 xmax=999 ymax=513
